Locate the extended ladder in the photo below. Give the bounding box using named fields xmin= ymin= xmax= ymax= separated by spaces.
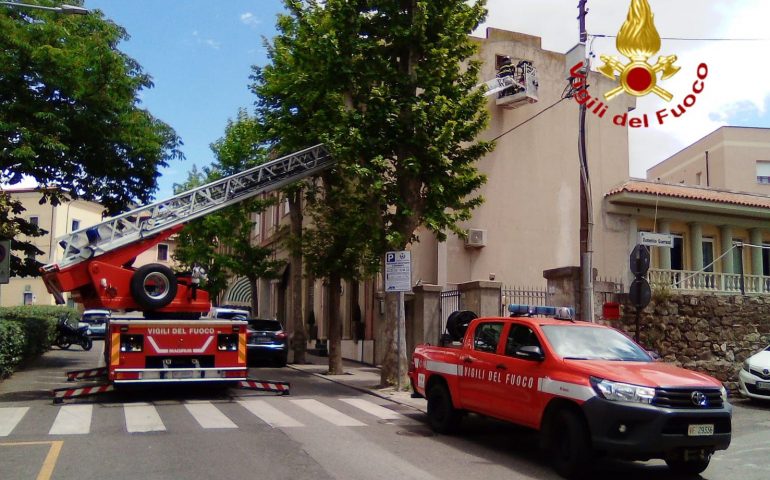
xmin=45 ymin=144 xmax=332 ymax=271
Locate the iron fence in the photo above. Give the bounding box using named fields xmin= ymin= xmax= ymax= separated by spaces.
xmin=440 ymin=289 xmax=461 ymax=338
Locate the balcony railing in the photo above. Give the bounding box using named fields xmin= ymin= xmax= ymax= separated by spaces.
xmin=648 ymin=268 xmax=770 ymax=294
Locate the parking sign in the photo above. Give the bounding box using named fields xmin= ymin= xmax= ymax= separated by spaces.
xmin=385 ymin=251 xmax=411 ymax=292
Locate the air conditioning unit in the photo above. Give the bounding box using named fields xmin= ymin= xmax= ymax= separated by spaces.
xmin=465 ymin=229 xmax=487 ymax=248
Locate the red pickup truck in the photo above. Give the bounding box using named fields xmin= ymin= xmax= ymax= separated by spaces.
xmin=409 ymin=307 xmax=732 ymax=479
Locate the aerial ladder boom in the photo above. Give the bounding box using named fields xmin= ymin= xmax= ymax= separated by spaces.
xmin=41 ymin=144 xmax=332 ymax=313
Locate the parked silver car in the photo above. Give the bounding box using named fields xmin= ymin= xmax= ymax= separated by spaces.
xmin=739 ymin=345 xmax=770 ymax=400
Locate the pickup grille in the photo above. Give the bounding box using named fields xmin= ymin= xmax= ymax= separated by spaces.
xmin=653 ymin=388 xmax=723 ymax=409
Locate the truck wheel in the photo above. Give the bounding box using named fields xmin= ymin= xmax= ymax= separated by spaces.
xmin=427 ymin=383 xmax=461 ymax=434
xmin=547 ymin=409 xmax=592 ymax=479
xmin=665 ymin=457 xmax=710 ymax=476
xmin=130 ymin=264 xmax=178 ymax=310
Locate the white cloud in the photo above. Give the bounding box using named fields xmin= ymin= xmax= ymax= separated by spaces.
xmin=240 ymin=12 xmax=261 ymax=28
xmin=191 ymin=30 xmax=221 ymax=50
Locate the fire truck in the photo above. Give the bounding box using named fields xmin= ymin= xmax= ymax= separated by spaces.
xmin=409 ymin=305 xmax=732 ymax=479
xmin=42 ymin=145 xmax=333 ymax=402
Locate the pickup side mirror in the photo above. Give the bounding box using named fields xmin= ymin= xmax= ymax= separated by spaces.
xmin=647 ymin=350 xmax=661 ymax=361
xmin=515 ymin=345 xmax=545 ymax=362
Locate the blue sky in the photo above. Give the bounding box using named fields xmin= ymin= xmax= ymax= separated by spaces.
xmin=84 ymin=0 xmax=285 ymax=199
xmin=77 ymin=0 xmax=770 ymax=200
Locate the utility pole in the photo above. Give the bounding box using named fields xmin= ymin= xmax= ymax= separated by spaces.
xmin=578 ymin=0 xmax=595 ymax=322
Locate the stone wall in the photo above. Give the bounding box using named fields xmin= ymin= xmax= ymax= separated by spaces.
xmin=610 ymin=293 xmax=770 ymax=391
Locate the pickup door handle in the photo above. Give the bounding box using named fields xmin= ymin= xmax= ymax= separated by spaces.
xmin=496 ymin=364 xmax=507 ymax=370
xmin=462 ymin=357 xmax=473 ymax=364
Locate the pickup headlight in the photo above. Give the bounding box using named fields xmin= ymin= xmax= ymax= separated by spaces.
xmin=590 ymin=377 xmax=655 ymax=404
xmin=720 ymin=386 xmax=728 ymax=404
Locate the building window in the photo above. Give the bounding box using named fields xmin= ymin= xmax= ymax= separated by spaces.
xmin=671 ymin=235 xmax=684 ymax=270
xmin=702 ymin=238 xmax=714 ymax=272
xmin=695 ymin=172 xmax=702 ymax=185
xmin=29 ymin=216 xmax=39 ymax=227
xmin=283 ymin=196 xmax=290 ymax=216
xmin=71 ymin=219 xmax=80 ymax=232
xmin=763 ymin=245 xmax=770 ymax=276
xmin=757 ymin=161 xmax=770 ymax=184
xmin=157 ymin=244 xmax=169 ymax=261
xmin=732 ymin=240 xmax=744 ymax=274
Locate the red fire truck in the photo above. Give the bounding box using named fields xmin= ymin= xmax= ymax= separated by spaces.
xmin=409 ymin=305 xmax=732 ymax=479
xmin=43 ymin=145 xmax=332 ymax=402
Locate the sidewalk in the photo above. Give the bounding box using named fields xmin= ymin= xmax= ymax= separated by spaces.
xmin=289 ymin=352 xmax=427 ymax=413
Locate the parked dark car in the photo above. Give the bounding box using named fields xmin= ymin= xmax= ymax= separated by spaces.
xmin=246 ymin=319 xmax=288 ymax=367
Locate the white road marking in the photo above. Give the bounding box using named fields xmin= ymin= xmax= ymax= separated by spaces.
xmin=49 ymin=405 xmax=92 ymax=435
xmin=184 ymin=402 xmax=237 ymax=429
xmin=339 ymin=398 xmax=402 ymax=420
xmin=238 ymin=399 xmax=304 ymax=428
xmin=124 ymin=404 xmax=166 ymax=433
xmin=0 ymin=407 xmax=29 ymax=436
xmin=291 ymin=399 xmax=366 ymax=427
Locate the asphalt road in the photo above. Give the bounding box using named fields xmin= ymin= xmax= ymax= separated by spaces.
xmin=1 ymin=342 xmax=770 ymax=480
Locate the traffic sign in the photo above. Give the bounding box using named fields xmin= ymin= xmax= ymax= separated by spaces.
xmin=385 ymin=251 xmax=411 ymax=292
xmin=0 ymin=240 xmax=10 ymax=284
xmin=629 ymin=244 xmax=650 ymax=277
xmin=629 ymin=277 xmax=651 ymax=309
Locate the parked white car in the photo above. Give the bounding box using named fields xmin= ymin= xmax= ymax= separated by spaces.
xmin=739 ymin=345 xmax=770 ymax=400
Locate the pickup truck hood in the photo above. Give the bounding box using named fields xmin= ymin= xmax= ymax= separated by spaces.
xmin=565 ymin=360 xmax=722 ymax=389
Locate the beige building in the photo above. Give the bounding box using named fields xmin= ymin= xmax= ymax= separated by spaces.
xmin=1 ymin=189 xmax=178 ymax=308
xmin=605 ymin=126 xmax=770 ymax=294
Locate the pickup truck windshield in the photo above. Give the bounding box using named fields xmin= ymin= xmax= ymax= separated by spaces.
xmin=541 ymin=325 xmax=652 ymax=362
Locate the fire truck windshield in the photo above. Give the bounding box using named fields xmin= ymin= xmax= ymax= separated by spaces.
xmin=541 ymin=325 xmax=652 ymax=362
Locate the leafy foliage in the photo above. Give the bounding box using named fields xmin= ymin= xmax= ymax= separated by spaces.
xmin=0 ymin=305 xmax=79 ymax=377
xmin=174 ymin=111 xmax=284 ymax=307
xmin=253 ymin=0 xmax=492 ymax=380
xmin=1 ymin=1 xmax=182 ymax=277
xmin=0 ymin=191 xmax=45 ymax=277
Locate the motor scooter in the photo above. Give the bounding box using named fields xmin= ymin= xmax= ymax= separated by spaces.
xmin=55 ymin=318 xmax=93 ymax=351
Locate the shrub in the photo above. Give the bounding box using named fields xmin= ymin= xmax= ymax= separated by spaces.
xmin=0 ymin=305 xmax=80 ymax=377
xmin=0 ymin=321 xmax=25 ymax=379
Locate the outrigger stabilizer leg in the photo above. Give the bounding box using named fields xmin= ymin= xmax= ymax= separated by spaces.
xmin=239 ymin=379 xmax=291 ymax=395
xmin=53 ymin=383 xmax=115 ymax=404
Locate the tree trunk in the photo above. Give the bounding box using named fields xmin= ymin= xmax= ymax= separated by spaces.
xmin=327 ymin=272 xmax=344 ymax=374
xmin=249 ymin=275 xmax=258 ymax=317
xmin=380 ymin=291 xmax=408 ymax=388
xmin=289 ymin=189 xmax=307 ymax=365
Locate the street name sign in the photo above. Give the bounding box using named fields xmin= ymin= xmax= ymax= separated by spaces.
xmin=639 ymin=232 xmax=674 ymax=248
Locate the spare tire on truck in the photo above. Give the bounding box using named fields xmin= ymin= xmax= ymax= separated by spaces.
xmin=130 ymin=264 xmax=178 ymax=310
xmin=445 ymin=310 xmax=477 ymax=341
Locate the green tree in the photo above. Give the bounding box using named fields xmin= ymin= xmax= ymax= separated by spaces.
xmin=173 ymin=112 xmax=283 ymax=313
xmin=254 ymin=0 xmax=491 ymax=382
xmin=0 ymin=1 xmax=182 ymax=276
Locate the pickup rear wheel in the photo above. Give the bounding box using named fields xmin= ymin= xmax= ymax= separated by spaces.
xmin=427 ymin=383 xmax=461 ymax=434
xmin=130 ymin=264 xmax=178 ymax=310
xmin=547 ymin=409 xmax=592 ymax=479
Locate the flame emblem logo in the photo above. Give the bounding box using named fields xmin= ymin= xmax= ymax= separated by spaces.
xmin=598 ymin=0 xmax=680 ymax=101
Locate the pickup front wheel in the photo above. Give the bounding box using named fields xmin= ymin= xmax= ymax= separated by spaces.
xmin=427 ymin=383 xmax=461 ymax=434
xmin=546 ymin=409 xmax=592 ymax=479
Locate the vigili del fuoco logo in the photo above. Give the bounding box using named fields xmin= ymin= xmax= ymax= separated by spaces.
xmin=569 ymin=0 xmax=708 ymax=128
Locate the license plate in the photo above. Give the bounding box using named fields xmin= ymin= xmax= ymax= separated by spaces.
xmin=256 ymin=335 xmax=271 ymax=343
xmin=756 ymin=381 xmax=770 ymax=391
xmin=172 ymin=371 xmax=194 ymax=379
xmin=687 ymin=424 xmax=714 ymax=436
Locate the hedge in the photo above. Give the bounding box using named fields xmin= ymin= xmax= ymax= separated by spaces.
xmin=0 ymin=305 xmax=80 ymax=379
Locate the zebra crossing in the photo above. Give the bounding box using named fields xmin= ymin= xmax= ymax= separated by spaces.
xmin=0 ymin=397 xmax=412 ymax=437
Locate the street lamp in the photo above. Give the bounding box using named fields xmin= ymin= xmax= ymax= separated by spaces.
xmin=0 ymin=2 xmax=88 ymax=14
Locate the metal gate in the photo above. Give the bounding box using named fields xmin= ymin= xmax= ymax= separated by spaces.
xmin=439 ymin=290 xmax=461 ymax=339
